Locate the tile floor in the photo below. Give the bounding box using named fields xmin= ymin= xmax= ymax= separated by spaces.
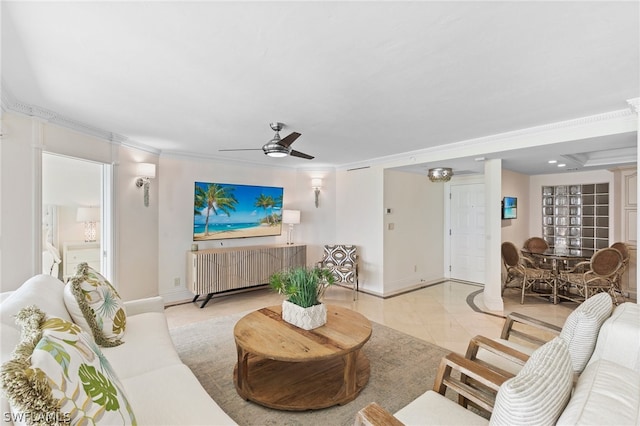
xmin=164 ymin=281 xmax=578 ymax=355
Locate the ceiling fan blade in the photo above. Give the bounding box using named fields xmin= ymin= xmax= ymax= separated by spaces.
xmin=277 ymin=132 xmax=301 ymax=148
xmin=218 ymin=148 xmax=263 ymax=152
xmin=290 ymin=149 xmax=314 ymax=160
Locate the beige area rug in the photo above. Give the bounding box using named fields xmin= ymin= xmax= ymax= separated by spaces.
xmin=169 ymin=311 xmax=451 ymax=426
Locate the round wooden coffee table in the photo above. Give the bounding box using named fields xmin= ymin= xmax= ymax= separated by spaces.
xmin=233 ymin=304 xmax=372 ymax=411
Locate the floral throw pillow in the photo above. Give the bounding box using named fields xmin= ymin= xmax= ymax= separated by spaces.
xmin=0 ymin=306 xmax=136 ymax=425
xmin=64 ymin=263 xmax=126 ymax=347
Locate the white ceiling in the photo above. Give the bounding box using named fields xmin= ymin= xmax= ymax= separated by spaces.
xmin=2 ymin=1 xmax=638 ymax=175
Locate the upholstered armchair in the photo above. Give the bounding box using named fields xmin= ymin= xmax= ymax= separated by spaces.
xmin=317 ymin=244 xmax=359 ymax=300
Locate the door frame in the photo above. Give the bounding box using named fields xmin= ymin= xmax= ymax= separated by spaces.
xmin=36 ymin=151 xmax=114 ymax=282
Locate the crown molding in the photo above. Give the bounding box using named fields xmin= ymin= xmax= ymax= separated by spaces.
xmin=343 ymin=105 xmax=638 ymax=171
xmin=1 ymin=82 xmax=160 ymax=155
xmin=3 ymin=80 xmax=637 ymax=170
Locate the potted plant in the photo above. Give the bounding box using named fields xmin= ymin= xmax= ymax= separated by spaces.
xmin=269 ymin=267 xmax=336 ymax=330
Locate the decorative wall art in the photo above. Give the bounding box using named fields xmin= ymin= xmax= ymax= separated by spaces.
xmin=193 ymin=182 xmax=284 ymax=241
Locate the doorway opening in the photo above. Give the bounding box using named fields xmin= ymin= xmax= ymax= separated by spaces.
xmin=41 ymin=153 xmax=112 ymax=281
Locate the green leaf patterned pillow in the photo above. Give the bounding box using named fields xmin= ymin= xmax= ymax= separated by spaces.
xmin=64 ymin=263 xmax=126 ymax=347
xmin=0 ymin=306 xmax=136 ymax=425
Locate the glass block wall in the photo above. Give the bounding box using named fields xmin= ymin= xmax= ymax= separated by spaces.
xmin=542 ymin=183 xmax=609 ymax=254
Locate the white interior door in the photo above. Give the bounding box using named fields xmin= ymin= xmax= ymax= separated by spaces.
xmin=450 ymin=183 xmax=485 ymax=284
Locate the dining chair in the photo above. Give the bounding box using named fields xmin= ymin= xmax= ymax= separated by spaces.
xmin=558 ymin=248 xmax=624 ymax=304
xmin=501 ymin=242 xmax=554 ymax=304
xmin=523 ymin=237 xmax=549 ymax=253
xmin=317 ymin=244 xmax=359 ymax=300
xmin=609 ymin=242 xmax=629 ymax=300
xmin=522 ymin=237 xmax=552 ymax=269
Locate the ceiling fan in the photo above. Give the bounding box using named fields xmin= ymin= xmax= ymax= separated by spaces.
xmin=219 ymin=122 xmax=314 ymax=160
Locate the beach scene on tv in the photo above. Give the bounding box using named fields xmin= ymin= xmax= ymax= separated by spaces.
xmin=193 ymin=182 xmax=284 ymax=241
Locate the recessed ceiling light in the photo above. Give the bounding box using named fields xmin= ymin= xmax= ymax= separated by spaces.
xmin=548 ymin=160 xmax=557 ymax=164
xmin=558 ymin=163 xmax=566 ymax=168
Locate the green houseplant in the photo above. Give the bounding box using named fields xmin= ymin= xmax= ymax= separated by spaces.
xmin=269 ymin=267 xmax=336 ymax=330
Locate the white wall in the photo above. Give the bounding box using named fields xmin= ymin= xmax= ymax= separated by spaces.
xmin=383 ymin=169 xmax=444 ymax=294
xmin=335 ymin=166 xmax=384 ymax=295
xmin=0 ymin=112 xmax=160 ymax=301
xmin=0 ymin=113 xmax=34 ymax=289
xmin=501 ymin=169 xmax=530 ymax=246
xmin=295 ymin=169 xmax=337 ymax=265
xmin=156 ymin=156 xmax=339 ymax=303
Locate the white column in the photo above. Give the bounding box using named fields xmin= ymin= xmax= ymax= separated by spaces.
xmin=483 ymin=158 xmax=504 ymax=312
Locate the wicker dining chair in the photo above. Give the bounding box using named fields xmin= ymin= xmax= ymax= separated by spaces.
xmin=609 ymin=242 xmax=629 ymax=302
xmin=501 ymin=242 xmax=554 ymax=304
xmin=558 ymin=248 xmax=624 ymax=304
xmin=317 ymin=244 xmax=359 ymax=300
xmin=522 ymin=237 xmax=553 ymax=270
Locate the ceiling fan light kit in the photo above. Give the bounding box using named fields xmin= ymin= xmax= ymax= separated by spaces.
xmin=428 ymin=167 xmax=453 ymax=182
xmin=219 ymin=122 xmax=314 ymax=160
xmin=263 ymin=142 xmax=289 ymax=157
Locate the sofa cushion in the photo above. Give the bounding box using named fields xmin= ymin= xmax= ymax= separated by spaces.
xmin=557 ymin=359 xmax=640 ymax=425
xmin=1 ymin=275 xmax=70 ymax=330
xmin=490 ymin=337 xmax=573 ymax=426
xmin=588 ymin=302 xmax=640 ymax=372
xmin=0 ymin=306 xmax=136 ymax=425
xmin=394 ymin=390 xmax=489 ymax=426
xmin=559 ymin=292 xmax=613 ymax=373
xmin=101 ymin=312 xmax=184 ymax=379
xmin=64 ymin=263 xmax=126 ymax=347
xmin=120 ymin=364 xmax=237 ymax=425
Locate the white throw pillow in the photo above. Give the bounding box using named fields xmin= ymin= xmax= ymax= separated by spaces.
xmin=0 ymin=306 xmax=136 ymax=425
xmin=559 ymin=292 xmax=613 ymax=373
xmin=490 ymin=337 xmax=573 ymax=426
xmin=64 ymin=263 xmax=126 ymax=347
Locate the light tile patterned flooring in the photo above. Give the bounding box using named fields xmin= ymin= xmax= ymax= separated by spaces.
xmin=164 ymin=281 xmax=577 ymax=355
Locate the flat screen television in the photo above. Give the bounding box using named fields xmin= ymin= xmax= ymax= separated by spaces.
xmin=193 ymin=182 xmax=284 ymax=241
xmin=502 ymin=196 xmax=517 ymax=219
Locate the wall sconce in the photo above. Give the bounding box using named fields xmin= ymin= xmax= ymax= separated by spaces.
xmin=135 ymin=163 xmax=156 ymax=207
xmin=76 ymin=207 xmax=100 ymax=242
xmin=311 ymin=178 xmax=322 ymax=208
xmin=427 ymin=167 xmax=453 ymax=183
xmin=282 ymin=209 xmax=301 ymax=245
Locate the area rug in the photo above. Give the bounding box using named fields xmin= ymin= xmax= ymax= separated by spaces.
xmin=169 ymin=311 xmax=451 ymax=426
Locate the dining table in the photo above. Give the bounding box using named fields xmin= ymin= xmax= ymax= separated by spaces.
xmin=520 ymin=247 xmax=593 ymax=304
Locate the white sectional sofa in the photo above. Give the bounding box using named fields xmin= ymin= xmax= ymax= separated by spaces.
xmin=1 ymin=274 xmax=237 ymax=425
xmin=357 ymin=301 xmax=640 ymax=425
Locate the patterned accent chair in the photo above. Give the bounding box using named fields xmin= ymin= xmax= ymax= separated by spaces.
xmin=318 ymin=245 xmax=359 ymax=300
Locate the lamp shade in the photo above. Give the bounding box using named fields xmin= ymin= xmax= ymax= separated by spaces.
xmin=311 ymin=178 xmax=323 ymax=188
xmin=282 ymin=209 xmax=301 ymax=224
xmin=76 ymin=207 xmax=100 ymax=223
xmin=137 ymin=162 xmax=156 ymax=178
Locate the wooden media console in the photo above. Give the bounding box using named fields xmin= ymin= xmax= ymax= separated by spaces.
xmin=187 ymin=244 xmax=306 ymax=308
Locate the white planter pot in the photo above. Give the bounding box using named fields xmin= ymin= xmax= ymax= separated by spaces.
xmin=282 ymin=300 xmax=327 ymax=330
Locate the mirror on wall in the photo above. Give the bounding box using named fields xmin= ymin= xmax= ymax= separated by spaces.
xmin=42 ymin=153 xmax=103 ymax=280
